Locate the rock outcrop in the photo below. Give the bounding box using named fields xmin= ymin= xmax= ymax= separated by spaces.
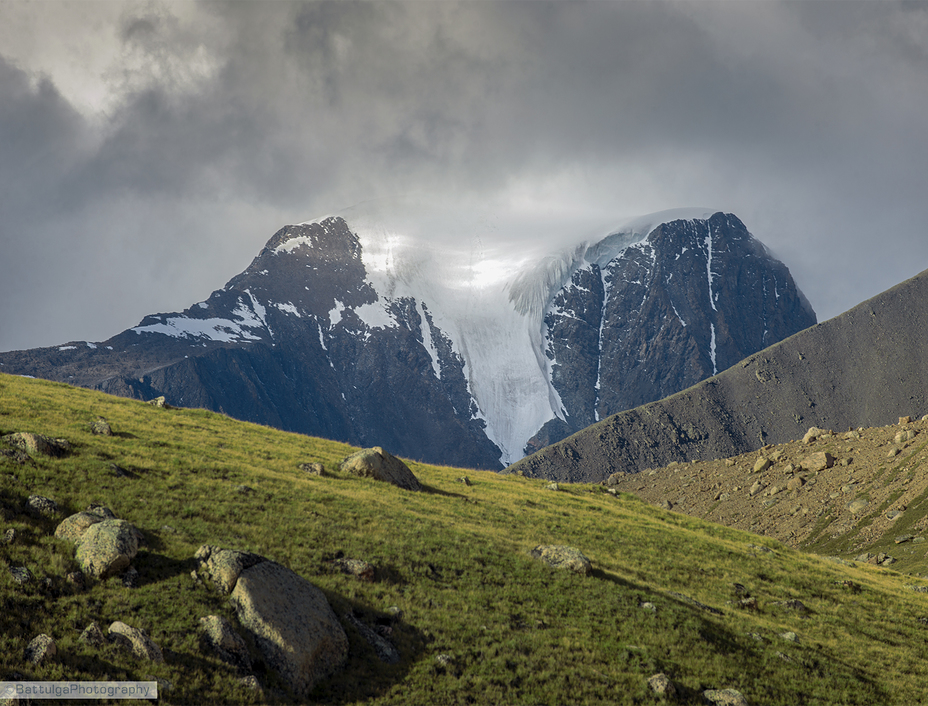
xmin=75 ymin=519 xmax=141 ymax=579
xmin=339 ymin=447 xmax=423 ymax=491
xmin=231 ymin=560 xmax=349 ymax=697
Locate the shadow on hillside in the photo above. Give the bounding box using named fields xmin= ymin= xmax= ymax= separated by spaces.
xmin=418 ymin=483 xmax=467 ymax=500
xmin=307 ymin=591 xmax=426 ymax=705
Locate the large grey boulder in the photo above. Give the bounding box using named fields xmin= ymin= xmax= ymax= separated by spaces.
xmin=529 ymin=545 xmax=593 ymax=576
xmin=339 ymin=447 xmax=423 ymax=491
xmin=231 ymin=560 xmax=348 ymax=697
xmin=2 ymin=432 xmax=71 ymax=458
xmin=24 ymin=634 xmax=56 ymax=665
xmin=75 ymin=520 xmax=140 ymax=579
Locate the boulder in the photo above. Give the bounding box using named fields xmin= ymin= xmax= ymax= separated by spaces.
xmin=298 ymin=462 xmax=325 ymax=475
xmin=26 ymin=495 xmax=60 ymax=518
xmin=343 ymin=612 xmax=400 ymax=664
xmin=648 ymin=672 xmax=679 ymax=698
xmin=195 ymin=545 xmax=265 ymax=594
xmin=339 ymin=447 xmax=423 ymax=491
xmin=56 ymin=512 xmax=108 ymax=543
xmin=79 ymin=621 xmax=108 ymax=647
xmin=90 ymin=418 xmax=112 ymax=436
xmin=200 ymin=615 xmax=253 ymax=672
xmin=75 ymin=519 xmax=140 ymax=579
xmin=108 ymin=621 xmax=164 ymax=662
xmin=786 ymin=476 xmax=805 ymax=491
xmin=147 ymin=396 xmax=173 ymax=409
xmin=703 ymin=689 xmax=750 ymax=706
xmin=231 ymin=560 xmax=348 ymax=697
xmin=333 ymin=557 xmax=375 ymax=582
xmin=802 ymin=427 xmax=830 ymax=444
xmin=800 ymin=452 xmax=834 ymax=472
xmin=24 ymin=634 xmax=56 ymax=665
xmin=529 ymin=545 xmax=592 ymax=576
xmin=1 ymin=432 xmax=70 ymax=457
xmin=752 ymin=457 xmax=772 ymax=473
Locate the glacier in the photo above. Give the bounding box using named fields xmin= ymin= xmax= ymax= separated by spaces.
xmin=321 ymin=204 xmax=717 ymax=466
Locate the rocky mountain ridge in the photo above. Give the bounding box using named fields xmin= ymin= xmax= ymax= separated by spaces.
xmin=0 ymin=209 xmax=814 ymax=470
xmin=506 ymin=265 xmax=928 ymax=482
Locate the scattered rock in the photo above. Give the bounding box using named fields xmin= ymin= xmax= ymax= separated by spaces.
xmin=298 ymin=462 xmax=325 ymax=475
xmin=108 ymin=621 xmax=164 ymax=662
xmin=90 ymin=418 xmax=112 ymax=436
xmin=847 ymin=498 xmax=870 ymax=514
xmin=887 ymin=510 xmax=904 ymax=520
xmin=529 ymin=545 xmax=593 ymax=576
xmin=75 ymin=519 xmax=141 ymax=579
xmin=343 ymin=612 xmax=400 ymax=664
xmin=546 ymin=482 xmax=559 ymax=491
xmin=1 ymin=528 xmax=15 ymax=545
xmin=230 ymin=559 xmax=349 ymax=697
xmin=640 ymin=601 xmax=657 ymax=612
xmin=24 ymin=634 xmax=56 ymax=665
xmin=111 ymin=463 xmax=136 ymax=478
xmin=79 ymin=621 xmax=108 ymax=647
xmin=888 ymin=448 xmax=901 ymax=458
xmin=748 ymin=480 xmax=764 ymax=497
xmin=26 ymin=495 xmax=60 ymax=517
xmin=147 ymin=396 xmax=173 ymax=409
xmin=896 ymin=535 xmax=914 ymax=544
xmin=779 ymin=631 xmax=799 ymax=643
xmin=702 ymin=688 xmax=750 ymax=706
xmin=786 ymin=476 xmax=805 ymax=491
xmin=900 ymin=416 xmax=913 ymax=425
xmin=200 ymin=615 xmax=253 ymax=672
xmin=753 ymin=457 xmax=772 ymax=473
xmin=238 ymin=675 xmax=261 ymax=691
xmin=1 ymin=432 xmax=71 ymax=457
xmin=333 ymin=557 xmax=375 ymax=582
xmin=799 ymin=452 xmax=834 ymax=472
xmin=660 ymin=499 xmax=674 ymax=511
xmin=648 ymin=672 xmax=679 ymax=698
xmin=895 ymin=429 xmax=917 ymax=444
xmin=458 ymin=476 xmax=472 ymax=486
xmin=9 ymin=566 xmax=33 ymax=585
xmin=339 ymin=447 xmax=423 ymax=491
xmin=66 ymin=571 xmax=85 ymax=588
xmin=803 ymin=427 xmax=830 ymax=444
xmin=122 ymin=566 xmax=140 ymax=589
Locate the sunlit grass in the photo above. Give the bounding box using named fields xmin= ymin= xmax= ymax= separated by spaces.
xmin=2 ymin=372 xmax=928 ymax=704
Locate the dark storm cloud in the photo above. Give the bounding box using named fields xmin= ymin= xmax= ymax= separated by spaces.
xmin=2 ymin=1 xmax=928 ymax=351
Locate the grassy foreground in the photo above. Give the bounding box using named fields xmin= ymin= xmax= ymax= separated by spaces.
xmin=2 ymin=372 xmax=928 ymax=705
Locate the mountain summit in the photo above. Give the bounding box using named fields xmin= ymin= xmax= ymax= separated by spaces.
xmin=0 ymin=208 xmax=814 ymax=469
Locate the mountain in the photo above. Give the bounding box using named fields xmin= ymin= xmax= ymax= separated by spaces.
xmin=505 ymin=266 xmax=928 ymax=483
xmin=0 ymin=207 xmax=814 ymax=469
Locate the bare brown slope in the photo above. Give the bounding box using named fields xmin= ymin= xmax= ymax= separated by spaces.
xmin=506 ymin=267 xmax=928 ymax=482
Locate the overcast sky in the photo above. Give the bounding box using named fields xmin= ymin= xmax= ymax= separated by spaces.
xmin=2 ymin=0 xmax=927 ymax=352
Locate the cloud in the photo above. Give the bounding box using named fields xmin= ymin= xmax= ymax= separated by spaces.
xmin=1 ymin=1 xmax=928 ymax=351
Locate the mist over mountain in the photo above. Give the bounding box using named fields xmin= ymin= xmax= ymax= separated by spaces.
xmin=0 ymin=208 xmax=814 ymax=469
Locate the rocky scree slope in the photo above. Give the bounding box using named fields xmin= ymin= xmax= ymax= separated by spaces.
xmin=506 ymin=266 xmax=928 ymax=483
xmin=0 ymin=211 xmax=813 ymax=470
xmin=605 ymin=416 xmax=928 ymax=569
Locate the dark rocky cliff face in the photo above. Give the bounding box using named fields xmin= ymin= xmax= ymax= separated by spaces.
xmin=0 ymin=212 xmax=816 ymax=471
xmin=531 ymin=213 xmax=816 ymax=453
xmin=507 ymin=266 xmax=928 ymax=483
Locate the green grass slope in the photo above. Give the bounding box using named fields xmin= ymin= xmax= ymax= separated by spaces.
xmin=3 ymin=372 xmax=928 ymax=705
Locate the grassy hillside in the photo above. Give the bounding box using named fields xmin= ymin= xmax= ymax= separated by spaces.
xmin=3 ymin=372 xmax=928 ymax=705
